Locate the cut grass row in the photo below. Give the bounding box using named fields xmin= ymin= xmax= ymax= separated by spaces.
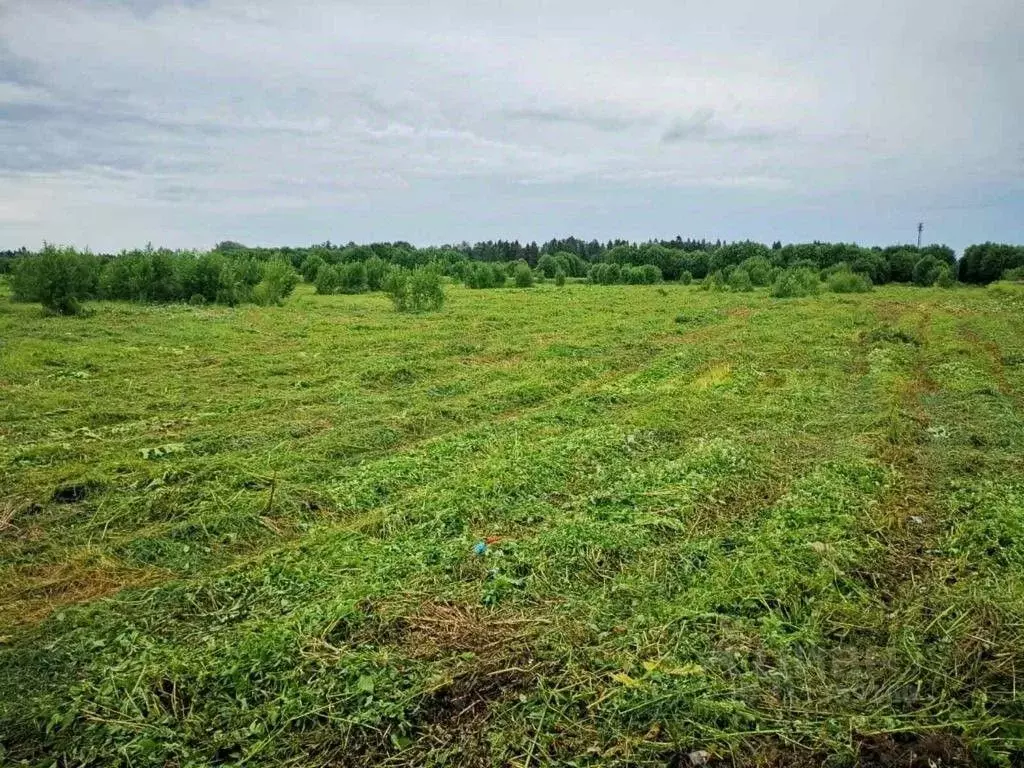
xmin=1 ymin=282 xmax=1023 ymax=765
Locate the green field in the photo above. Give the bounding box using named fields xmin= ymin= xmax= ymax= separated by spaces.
xmin=2 ymin=282 xmax=1024 ymax=766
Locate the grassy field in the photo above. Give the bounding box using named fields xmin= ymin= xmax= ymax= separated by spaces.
xmin=2 ymin=281 xmax=1024 ymax=766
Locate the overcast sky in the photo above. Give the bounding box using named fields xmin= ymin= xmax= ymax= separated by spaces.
xmin=1 ymin=0 xmax=1021 ymax=252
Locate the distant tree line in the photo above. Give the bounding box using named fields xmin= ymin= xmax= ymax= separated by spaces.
xmin=2 ymin=237 xmax=1022 ymax=315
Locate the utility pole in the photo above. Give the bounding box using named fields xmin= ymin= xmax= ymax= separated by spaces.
xmin=917 ymin=222 xmax=923 ymax=248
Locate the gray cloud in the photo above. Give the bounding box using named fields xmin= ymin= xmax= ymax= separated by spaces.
xmin=0 ymin=0 xmax=1021 ymax=251
xmin=504 ymin=107 xmax=637 ymax=133
xmin=661 ymin=109 xmax=779 ymax=145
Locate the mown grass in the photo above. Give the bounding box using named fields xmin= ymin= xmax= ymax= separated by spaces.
xmin=2 ymin=282 xmax=1024 ymax=766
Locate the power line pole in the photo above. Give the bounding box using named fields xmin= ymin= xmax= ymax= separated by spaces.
xmin=917 ymin=222 xmax=923 ymax=248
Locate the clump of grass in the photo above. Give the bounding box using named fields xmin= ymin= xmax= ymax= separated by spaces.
xmin=865 ymin=325 xmax=921 ymax=346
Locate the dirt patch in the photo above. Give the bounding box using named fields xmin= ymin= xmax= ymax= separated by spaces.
xmin=395 ymin=600 xmax=544 ymax=662
xmin=856 ymin=732 xmax=972 ymax=767
xmin=356 ymin=601 xmax=551 ymax=767
xmin=0 ymin=557 xmax=166 ymax=629
xmin=679 ymin=731 xmax=974 ymax=768
xmin=51 ymin=483 xmax=94 ymax=503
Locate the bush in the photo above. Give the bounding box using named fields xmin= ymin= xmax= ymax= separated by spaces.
xmin=513 ymin=262 xmax=534 ymax=287
xmin=12 ymin=246 xmax=99 ymax=314
xmin=739 ymin=256 xmax=773 ymax=286
xmin=936 ymin=265 xmax=956 ymax=288
xmin=637 ymin=264 xmax=663 ymax=284
xmin=491 ymin=263 xmax=508 ymax=287
xmin=589 ymin=263 xmax=621 ymax=285
xmin=365 ymin=256 xmax=388 ymax=291
xmin=1002 ymin=266 xmax=1024 ymax=282
xmin=554 ymin=268 xmax=566 ymax=287
xmin=912 ymin=256 xmax=943 ymax=287
xmin=465 ymin=262 xmax=510 ymax=289
xmin=314 ymin=264 xmax=340 ymax=295
xmin=623 ymin=266 xmax=645 ymax=285
xmin=537 ymin=254 xmax=558 ymax=278
xmin=827 ymin=270 xmax=873 ymax=293
xmin=338 ymin=262 xmax=368 ymax=294
xmin=728 ymin=268 xmax=754 ymax=292
xmin=771 ymin=267 xmax=821 ymax=298
xmin=410 ymin=266 xmax=445 ymax=310
xmin=300 ymin=254 xmax=325 ymax=282
xmin=679 ymin=270 xmax=693 ymax=286
xmin=386 ymin=266 xmax=445 ymax=312
xmin=700 ymin=270 xmax=727 ymax=292
xmin=252 ymin=259 xmax=299 ymax=306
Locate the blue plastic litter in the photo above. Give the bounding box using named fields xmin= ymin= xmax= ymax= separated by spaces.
xmin=472 ymin=541 xmax=487 ymax=556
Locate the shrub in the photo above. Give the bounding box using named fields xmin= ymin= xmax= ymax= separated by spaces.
xmin=739 ymin=256 xmax=773 ymax=286
xmin=188 ymin=293 xmax=207 ymax=306
xmin=728 ymin=268 xmax=754 ymax=292
xmin=365 ymin=256 xmax=388 ymax=291
xmin=537 ymin=254 xmax=558 ymax=278
xmin=912 ymin=256 xmax=943 ymax=287
xmin=384 ymin=268 xmax=410 ymax=309
xmin=314 ymin=264 xmax=341 ymax=294
xmin=622 ymin=266 xmax=644 ymax=285
xmin=827 ymin=270 xmax=873 ymax=293
xmin=1002 ymin=266 xmax=1024 ymax=282
xmin=935 ymin=265 xmax=956 ymax=288
xmin=554 ymin=268 xmax=566 ymax=287
xmin=464 ymin=262 xmax=489 ymax=289
xmin=679 ymin=270 xmax=693 ymax=286
xmin=513 ymin=262 xmax=534 ymax=288
xmin=338 ymin=262 xmax=368 ymax=294
xmin=12 ymin=245 xmax=99 ymax=314
xmin=491 ymin=263 xmax=508 ymax=287
xmin=465 ymin=261 xmax=506 ymax=289
xmin=386 ymin=266 xmax=445 ymax=312
xmin=638 ymin=264 xmax=662 ymax=284
xmin=410 ymin=266 xmax=445 ymax=310
xmin=700 ymin=270 xmax=727 ymax=292
xmin=252 ymin=259 xmax=299 ymax=306
xmin=589 ymin=263 xmax=621 ymax=285
xmin=300 ymin=254 xmax=325 ymax=282
xmin=771 ymin=267 xmax=821 ymax=298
